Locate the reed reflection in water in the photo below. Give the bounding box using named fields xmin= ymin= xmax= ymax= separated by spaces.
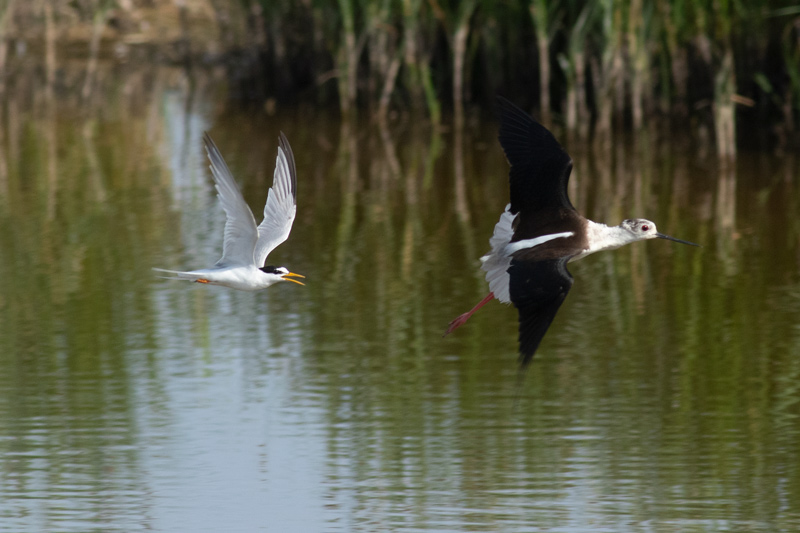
xmin=0 ymin=65 xmax=799 ymax=532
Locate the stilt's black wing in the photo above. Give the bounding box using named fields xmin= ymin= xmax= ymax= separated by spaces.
xmin=508 ymin=257 xmax=573 ymax=367
xmin=496 ymin=96 xmax=574 ymax=215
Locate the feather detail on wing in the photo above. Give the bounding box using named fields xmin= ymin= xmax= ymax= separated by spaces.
xmin=203 ymin=132 xmax=259 ymax=267
xmin=480 ymin=204 xmax=515 ymax=303
xmin=508 ymin=257 xmax=573 ymax=367
xmin=254 ymin=132 xmax=298 ymax=267
xmin=495 ymin=96 xmax=575 ymax=215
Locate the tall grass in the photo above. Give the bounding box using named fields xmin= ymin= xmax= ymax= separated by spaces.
xmin=2 ymin=0 xmax=798 ymax=152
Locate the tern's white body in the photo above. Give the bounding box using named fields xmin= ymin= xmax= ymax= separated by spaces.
xmin=154 ymin=265 xmax=289 ymax=291
xmin=155 ymin=132 xmax=304 ymax=292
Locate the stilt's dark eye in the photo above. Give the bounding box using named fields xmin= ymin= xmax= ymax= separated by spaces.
xmin=641 ymin=225 xmax=650 ymax=231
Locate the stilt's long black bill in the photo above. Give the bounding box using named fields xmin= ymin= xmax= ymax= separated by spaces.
xmin=657 ymin=233 xmax=700 ymax=247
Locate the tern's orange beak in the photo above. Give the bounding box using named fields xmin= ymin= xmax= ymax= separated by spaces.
xmin=281 ymin=272 xmax=306 ymax=286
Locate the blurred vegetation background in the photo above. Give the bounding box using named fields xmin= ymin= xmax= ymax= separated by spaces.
xmin=0 ymin=0 xmax=798 ymax=156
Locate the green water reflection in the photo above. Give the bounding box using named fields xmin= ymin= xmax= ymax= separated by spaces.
xmin=0 ymin=65 xmax=799 ymax=532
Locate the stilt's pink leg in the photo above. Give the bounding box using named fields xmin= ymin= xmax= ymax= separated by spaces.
xmin=443 ymin=292 xmax=494 ymax=337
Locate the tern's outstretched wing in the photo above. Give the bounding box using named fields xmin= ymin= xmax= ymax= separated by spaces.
xmin=253 ymin=132 xmax=297 ymax=267
xmin=204 ymin=133 xmax=259 ymax=267
xmin=508 ymin=257 xmax=573 ymax=367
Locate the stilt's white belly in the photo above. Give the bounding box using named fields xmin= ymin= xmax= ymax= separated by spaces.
xmin=480 ymin=206 xmax=516 ymax=303
xmin=480 ymin=205 xmax=579 ymax=304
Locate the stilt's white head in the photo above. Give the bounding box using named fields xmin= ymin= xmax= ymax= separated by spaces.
xmin=621 ymin=218 xmax=699 ymax=246
xmin=621 ymin=218 xmax=660 ymax=240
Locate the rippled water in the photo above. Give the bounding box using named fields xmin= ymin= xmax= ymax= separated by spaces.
xmin=0 ymin=65 xmax=799 ymax=532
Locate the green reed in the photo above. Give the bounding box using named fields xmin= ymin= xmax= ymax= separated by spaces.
xmin=2 ymin=0 xmax=798 ymax=153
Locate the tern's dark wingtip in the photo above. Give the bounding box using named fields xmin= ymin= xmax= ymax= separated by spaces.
xmin=278 ymin=130 xmax=289 ymax=147
xmin=277 ymin=131 xmax=292 ymax=155
xmin=277 ymin=131 xmax=297 ymax=198
xmin=202 ymin=131 xmax=220 ymax=153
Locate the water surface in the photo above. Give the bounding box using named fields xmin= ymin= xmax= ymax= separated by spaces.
xmin=0 ymin=65 xmax=799 ymax=532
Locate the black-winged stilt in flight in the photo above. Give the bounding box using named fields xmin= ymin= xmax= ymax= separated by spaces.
xmin=155 ymin=132 xmax=305 ymax=291
xmin=445 ymin=96 xmax=699 ymax=367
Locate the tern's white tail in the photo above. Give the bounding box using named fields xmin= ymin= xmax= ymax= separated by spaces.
xmin=152 ymin=268 xmax=204 ymax=281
